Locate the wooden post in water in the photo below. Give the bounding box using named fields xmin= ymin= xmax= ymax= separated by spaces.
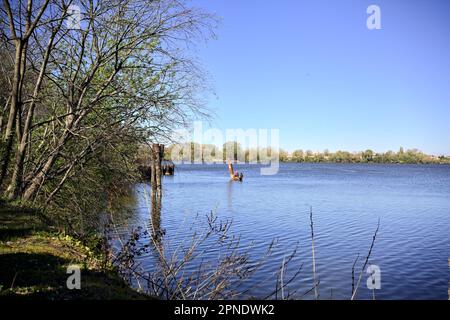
xmin=228 ymin=159 xmax=243 ymax=181
xmin=152 ymin=143 xmax=163 ymax=195
xmin=228 ymin=160 xmax=235 ymax=179
xmin=150 ymin=145 xmax=157 ymax=195
xmin=160 ymin=144 xmax=165 ymax=163
xmin=158 ymin=145 xmax=164 ymax=193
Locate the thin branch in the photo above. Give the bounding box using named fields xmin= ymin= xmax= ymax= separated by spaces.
xmin=310 ymin=206 xmax=319 ymax=299
xmin=351 ymin=219 xmax=380 ymax=300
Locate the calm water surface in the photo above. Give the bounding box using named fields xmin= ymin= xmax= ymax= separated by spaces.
xmin=114 ymin=163 xmax=450 ymax=300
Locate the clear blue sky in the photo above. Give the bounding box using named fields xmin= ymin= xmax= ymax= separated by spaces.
xmin=192 ymin=0 xmax=450 ymax=155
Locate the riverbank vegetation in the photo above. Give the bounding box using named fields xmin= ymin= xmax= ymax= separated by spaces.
xmin=0 ymin=200 xmax=150 ymax=299
xmin=0 ymin=0 xmax=215 ymax=299
xmin=0 ymin=0 xmax=214 ymax=206
xmin=286 ymin=147 xmax=450 ymax=164
xmin=161 ymin=143 xmax=450 ymax=164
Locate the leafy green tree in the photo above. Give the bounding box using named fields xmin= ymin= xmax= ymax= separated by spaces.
xmin=223 ymin=141 xmax=243 ymax=162
xmin=362 ymin=149 xmax=374 ymax=162
xmin=292 ymin=150 xmax=304 ymax=162
xmin=279 ymin=149 xmax=289 ymax=162
xmin=0 ymin=0 xmax=217 ymax=208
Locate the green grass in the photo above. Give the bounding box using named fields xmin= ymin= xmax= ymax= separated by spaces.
xmin=0 ymin=200 xmax=150 ymax=299
xmin=0 ymin=201 xmax=49 ymax=241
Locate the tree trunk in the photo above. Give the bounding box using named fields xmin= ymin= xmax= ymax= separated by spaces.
xmin=6 ymin=28 xmax=58 ymax=200
xmin=154 ymin=144 xmax=162 ymax=195
xmin=21 ymin=125 xmax=71 ymax=201
xmin=0 ymin=40 xmax=23 ymax=188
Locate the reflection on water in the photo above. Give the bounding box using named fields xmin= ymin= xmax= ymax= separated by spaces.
xmin=227 ymin=180 xmax=234 ymax=211
xmin=112 ymin=163 xmax=450 ymax=300
xmin=149 ymin=193 xmax=163 ymax=243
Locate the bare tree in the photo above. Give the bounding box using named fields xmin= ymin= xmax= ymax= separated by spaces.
xmin=0 ymin=0 xmax=216 ymax=203
xmin=0 ymin=0 xmax=53 ymax=186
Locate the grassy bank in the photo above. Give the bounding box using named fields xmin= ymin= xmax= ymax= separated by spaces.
xmin=0 ymin=200 xmax=149 ymax=299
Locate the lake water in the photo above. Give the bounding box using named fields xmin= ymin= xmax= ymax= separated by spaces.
xmin=113 ymin=163 xmax=450 ymax=300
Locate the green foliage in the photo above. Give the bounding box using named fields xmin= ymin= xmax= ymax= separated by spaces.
xmin=286 ymin=147 xmax=450 ymax=164
xmin=223 ymin=141 xmax=243 ymax=161
xmin=42 ymin=137 xmax=140 ymax=236
xmin=160 ymin=143 xmax=450 ymax=164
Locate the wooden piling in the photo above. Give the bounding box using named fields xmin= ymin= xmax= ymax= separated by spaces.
xmin=228 ymin=160 xmax=235 ymax=179
xmin=142 ymin=144 xmax=174 ymax=194
xmin=150 ymin=145 xmax=157 ymax=195
xmin=228 ymin=160 xmax=243 ymax=181
xmin=153 ymin=144 xmax=162 ymax=195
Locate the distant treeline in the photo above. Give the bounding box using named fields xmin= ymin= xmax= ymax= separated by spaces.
xmin=153 ymin=143 xmax=450 ymax=165
xmin=284 ymin=147 xmax=450 ymax=164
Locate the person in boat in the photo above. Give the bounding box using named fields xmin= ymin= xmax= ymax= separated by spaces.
xmin=234 ymin=170 xmax=239 ymax=179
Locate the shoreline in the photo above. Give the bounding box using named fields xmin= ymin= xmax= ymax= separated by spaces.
xmin=0 ymin=201 xmax=150 ymax=300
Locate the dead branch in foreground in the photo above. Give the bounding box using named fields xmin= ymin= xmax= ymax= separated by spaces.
xmin=110 ymin=201 xmax=380 ymax=300
xmin=351 ymin=219 xmax=380 ymax=300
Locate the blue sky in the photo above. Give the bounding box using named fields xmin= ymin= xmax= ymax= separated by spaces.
xmin=191 ymin=0 xmax=450 ymax=155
